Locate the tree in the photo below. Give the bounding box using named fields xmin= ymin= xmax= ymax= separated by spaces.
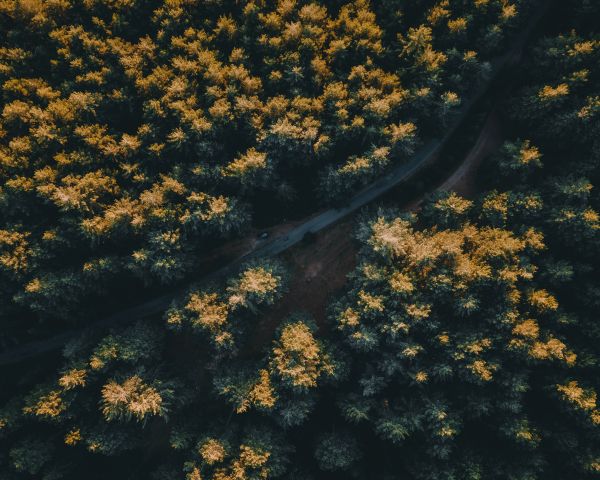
xmin=165 ymin=261 xmax=287 ymax=354
xmin=182 ymin=426 xmax=292 ymax=480
xmin=314 ymin=431 xmax=362 ymax=472
xmin=492 ymin=139 xmax=543 ymax=183
xmin=269 ymin=316 xmax=336 ymax=391
xmin=101 ymin=375 xmax=172 ymax=423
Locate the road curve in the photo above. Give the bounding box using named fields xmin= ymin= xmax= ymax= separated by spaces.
xmin=436 ymin=110 xmax=504 ymax=194
xmin=0 ymin=4 xmax=547 ymax=366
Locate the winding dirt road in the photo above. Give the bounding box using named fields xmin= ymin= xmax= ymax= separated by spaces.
xmin=251 ymin=105 xmax=506 ymax=343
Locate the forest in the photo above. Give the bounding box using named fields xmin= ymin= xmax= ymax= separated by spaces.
xmin=0 ymin=0 xmax=527 ymax=344
xmin=0 ymin=0 xmax=599 ymax=479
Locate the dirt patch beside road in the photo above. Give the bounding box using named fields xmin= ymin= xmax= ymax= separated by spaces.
xmin=252 ymin=218 xmax=357 ymax=346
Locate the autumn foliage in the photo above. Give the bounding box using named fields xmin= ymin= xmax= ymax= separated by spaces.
xmin=2 ymin=1 xmax=600 ymax=480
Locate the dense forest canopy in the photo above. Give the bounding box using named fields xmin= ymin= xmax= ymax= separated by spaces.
xmin=2 ymin=0 xmax=600 ymax=480
xmin=0 ymin=0 xmax=529 ymax=341
xmin=324 ymin=5 xmax=600 ymax=477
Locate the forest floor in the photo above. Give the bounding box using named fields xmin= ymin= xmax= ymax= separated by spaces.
xmin=251 ymin=216 xmax=357 ymax=346
xmin=251 ymin=108 xmax=506 ymax=343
